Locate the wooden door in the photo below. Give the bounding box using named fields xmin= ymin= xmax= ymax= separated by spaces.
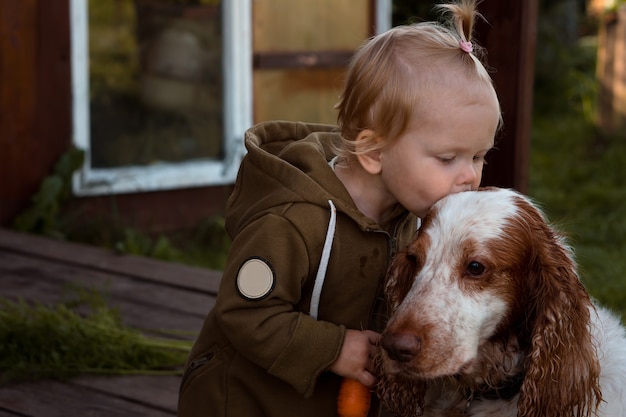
xmin=252 ymin=0 xmax=375 ymax=124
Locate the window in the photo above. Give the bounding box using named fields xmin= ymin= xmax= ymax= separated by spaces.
xmin=70 ymin=0 xmax=251 ymax=195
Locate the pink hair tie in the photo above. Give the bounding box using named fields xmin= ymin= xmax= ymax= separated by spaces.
xmin=459 ymin=40 xmax=473 ymax=53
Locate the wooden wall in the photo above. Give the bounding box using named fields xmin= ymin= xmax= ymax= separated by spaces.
xmin=0 ymin=0 xmax=537 ymax=233
xmin=0 ymin=0 xmax=72 ymax=226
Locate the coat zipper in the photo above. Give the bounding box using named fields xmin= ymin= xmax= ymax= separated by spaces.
xmin=179 ymin=353 xmax=214 ymax=394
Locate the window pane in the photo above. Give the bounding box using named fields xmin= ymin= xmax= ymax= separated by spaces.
xmin=88 ymin=0 xmax=223 ymax=168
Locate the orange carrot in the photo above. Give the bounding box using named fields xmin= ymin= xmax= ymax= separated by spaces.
xmin=337 ymin=378 xmax=371 ymax=417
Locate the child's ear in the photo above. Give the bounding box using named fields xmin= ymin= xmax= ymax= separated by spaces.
xmin=355 ymin=129 xmax=383 ymax=175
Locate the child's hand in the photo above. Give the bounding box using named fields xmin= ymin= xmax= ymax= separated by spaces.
xmin=328 ymin=329 xmax=380 ymax=388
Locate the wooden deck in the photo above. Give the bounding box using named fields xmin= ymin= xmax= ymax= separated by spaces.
xmin=0 ymin=228 xmax=222 ymax=416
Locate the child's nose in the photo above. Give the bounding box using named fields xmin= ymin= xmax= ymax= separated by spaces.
xmin=458 ymin=162 xmax=478 ymax=185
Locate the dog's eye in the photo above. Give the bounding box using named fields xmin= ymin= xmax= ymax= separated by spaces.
xmin=466 ymin=261 xmax=486 ymax=277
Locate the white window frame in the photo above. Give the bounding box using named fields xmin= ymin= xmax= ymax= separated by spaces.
xmin=70 ymin=0 xmax=252 ymax=196
xmin=376 ymin=0 xmax=392 ymax=34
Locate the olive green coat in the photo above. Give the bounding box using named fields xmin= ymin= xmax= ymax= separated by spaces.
xmin=178 ymin=121 xmax=418 ymax=417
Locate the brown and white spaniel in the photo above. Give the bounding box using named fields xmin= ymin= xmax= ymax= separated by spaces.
xmin=377 ymin=187 xmax=626 ymax=417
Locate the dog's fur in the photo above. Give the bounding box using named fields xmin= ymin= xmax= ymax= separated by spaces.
xmin=377 ymin=188 xmax=626 ymax=416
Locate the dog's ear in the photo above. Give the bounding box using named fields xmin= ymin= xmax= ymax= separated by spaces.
xmin=384 ymin=238 xmax=424 ymax=311
xmin=515 ymin=200 xmax=602 ymax=417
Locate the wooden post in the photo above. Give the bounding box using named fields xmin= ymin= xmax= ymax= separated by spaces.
xmin=475 ymin=0 xmax=538 ymax=194
xmin=0 ymin=0 xmax=72 ymax=225
xmin=597 ymin=6 xmax=626 ymax=134
xmin=475 ymin=0 xmax=538 ymax=193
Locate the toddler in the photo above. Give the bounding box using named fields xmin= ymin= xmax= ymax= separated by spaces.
xmin=178 ymin=1 xmax=501 ymax=416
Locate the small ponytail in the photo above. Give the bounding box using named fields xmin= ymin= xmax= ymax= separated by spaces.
xmin=334 ymin=0 xmax=499 ymax=159
xmin=436 ymin=0 xmax=481 ymax=43
xmin=435 ymin=0 xmax=485 ymax=57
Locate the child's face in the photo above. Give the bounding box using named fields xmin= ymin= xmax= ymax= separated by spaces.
xmin=378 ymin=85 xmax=500 ymax=218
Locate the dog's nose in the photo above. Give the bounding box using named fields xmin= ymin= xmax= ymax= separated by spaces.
xmin=381 ymin=332 xmax=421 ymax=363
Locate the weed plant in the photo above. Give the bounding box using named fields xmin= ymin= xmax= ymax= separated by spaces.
xmin=0 ymin=287 xmax=191 ymax=383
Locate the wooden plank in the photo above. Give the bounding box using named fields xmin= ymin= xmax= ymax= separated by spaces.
xmin=254 ymin=68 xmax=345 ymax=124
xmin=0 ymin=229 xmax=222 ymax=294
xmin=0 ymin=380 xmax=174 ymax=417
xmin=71 ymin=375 xmax=181 ymax=413
xmin=0 ymin=251 xmax=213 ymax=333
xmin=254 ymin=50 xmax=354 ymax=69
xmin=0 ymin=249 xmax=214 ymax=317
xmin=253 ymin=0 xmax=369 ymax=52
xmin=0 ymin=231 xmax=215 ymax=416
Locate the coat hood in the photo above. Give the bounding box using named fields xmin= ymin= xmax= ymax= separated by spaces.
xmin=226 ymin=121 xmax=398 ymax=237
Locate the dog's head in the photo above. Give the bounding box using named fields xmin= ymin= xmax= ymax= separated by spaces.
xmin=377 ymin=188 xmax=601 ymax=416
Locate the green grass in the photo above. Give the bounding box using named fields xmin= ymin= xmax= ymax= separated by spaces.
xmin=529 ymin=37 xmax=626 ymax=321
xmin=530 ymin=115 xmax=626 ymax=320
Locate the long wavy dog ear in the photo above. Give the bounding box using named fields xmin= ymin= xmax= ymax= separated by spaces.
xmin=377 ymin=237 xmax=429 ymax=416
xmin=384 ymin=235 xmax=426 ymax=312
xmin=514 ymin=199 xmax=602 ymax=417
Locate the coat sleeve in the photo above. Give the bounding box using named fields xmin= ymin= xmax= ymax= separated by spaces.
xmin=214 ymin=213 xmax=345 ymax=397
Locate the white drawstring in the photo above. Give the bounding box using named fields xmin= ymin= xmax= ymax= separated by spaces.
xmin=309 ymin=200 xmax=336 ymax=320
xmin=308 ymin=200 xmax=417 ymax=319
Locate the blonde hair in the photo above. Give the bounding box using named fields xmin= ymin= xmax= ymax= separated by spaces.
xmin=334 ymin=0 xmax=499 ymax=160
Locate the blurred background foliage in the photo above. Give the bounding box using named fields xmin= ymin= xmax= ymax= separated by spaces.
xmin=530 ymin=1 xmax=626 ymax=318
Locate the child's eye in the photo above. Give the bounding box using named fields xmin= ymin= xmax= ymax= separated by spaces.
xmin=438 ymin=156 xmax=455 ymax=164
xmin=473 ymin=154 xmax=488 ymax=165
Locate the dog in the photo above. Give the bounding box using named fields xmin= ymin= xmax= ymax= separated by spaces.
xmin=376 ymin=187 xmax=626 ymax=416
